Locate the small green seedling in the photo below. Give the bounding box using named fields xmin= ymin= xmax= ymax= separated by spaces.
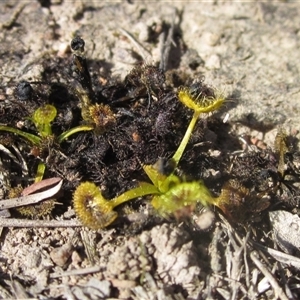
xmin=0 ymin=104 xmax=93 ymax=146
xmin=1 ymin=103 xmax=93 ymax=142
xmin=0 ymin=104 xmax=93 ymax=178
xmin=32 ymin=104 xmax=57 ymax=137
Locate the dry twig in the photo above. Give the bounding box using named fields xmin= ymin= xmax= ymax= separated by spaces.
xmin=0 ymin=3 xmax=26 ymax=30
xmin=250 ymin=251 xmax=289 ymax=300
xmin=50 ymin=266 xmax=102 ymax=279
xmin=0 ymin=218 xmax=81 ymax=227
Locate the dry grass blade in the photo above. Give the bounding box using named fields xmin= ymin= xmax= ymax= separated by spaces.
xmin=81 ymin=229 xmax=98 ymax=265
xmin=8 ymin=279 xmax=29 ymax=299
xmin=0 ymin=179 xmax=62 ymax=210
xmin=250 ymin=251 xmax=289 ymax=300
xmin=118 ymin=28 xmax=151 ymax=60
xmin=0 ymin=3 xmax=26 ymax=30
xmin=252 ymin=241 xmax=300 ymax=270
xmin=0 ymin=144 xmax=19 ymax=166
xmin=0 ymin=144 xmax=27 ymax=191
xmin=0 ymin=218 xmax=81 ymax=227
xmin=224 ymin=228 xmax=249 ymax=299
xmin=277 ymin=263 xmax=295 ymax=300
xmin=11 ymin=144 xmax=29 ymax=177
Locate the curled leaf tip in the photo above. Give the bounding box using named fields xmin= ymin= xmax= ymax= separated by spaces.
xmin=73 ymin=182 xmax=117 ymax=229
xmin=178 ymin=84 xmax=224 ymax=114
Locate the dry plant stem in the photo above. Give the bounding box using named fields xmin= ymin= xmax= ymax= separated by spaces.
xmin=50 ymin=266 xmax=102 ymax=279
xmin=225 ymin=241 xmax=244 ymax=300
xmin=221 ymin=215 xmax=296 ymax=298
xmin=278 ymin=263 xmax=294 ymax=300
xmin=0 ymin=218 xmax=81 ymax=227
xmin=0 ymin=281 xmax=13 ymax=299
xmin=220 ymin=215 xmax=251 ymax=298
xmin=10 ymin=279 xmax=29 ymax=300
xmin=159 ymin=9 xmax=176 ymax=71
xmin=239 ymin=234 xmax=251 ymax=297
xmin=80 ymin=230 xmax=97 ymax=265
xmin=250 ymin=251 xmax=289 ymax=300
xmin=252 ymin=241 xmax=300 ymax=269
xmin=240 ymin=232 xmax=251 ymax=291
xmin=257 ymin=274 xmax=271 ymax=295
xmin=0 ymin=145 xmax=17 ymax=189
xmin=0 ymin=3 xmax=26 ymax=30
xmin=244 ymin=234 xmax=251 ymax=289
xmin=11 ymin=145 xmax=29 ymax=177
xmin=216 ymin=287 xmax=230 ymax=300
xmin=213 ymin=274 xmax=249 ymax=298
xmin=229 ymin=232 xmax=249 ymax=299
xmin=0 ymin=144 xmax=19 ymax=162
xmin=118 ymin=28 xmax=151 ymax=60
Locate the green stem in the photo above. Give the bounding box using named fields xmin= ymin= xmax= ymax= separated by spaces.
xmin=110 ymin=182 xmax=160 ymax=208
xmin=35 ymin=162 xmax=46 ymax=183
xmin=0 ymin=126 xmax=41 ymax=145
xmin=37 ymin=123 xmax=52 ymax=137
xmin=57 ymin=124 xmax=94 ymax=143
xmin=172 ymin=111 xmax=201 ymax=166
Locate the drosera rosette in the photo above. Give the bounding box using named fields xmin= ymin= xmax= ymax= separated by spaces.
xmin=142 ymin=160 xmax=215 ymax=220
xmin=136 ymin=81 xmax=225 ymax=218
xmin=73 ymin=181 xmax=159 ymax=230
xmin=72 ymin=80 xmax=226 ymax=229
xmin=214 ymin=128 xmax=300 ymax=224
xmin=173 ymin=80 xmax=225 ymax=166
xmin=72 ymin=80 xmax=117 ymax=135
xmin=72 ymin=160 xmax=217 ymax=229
xmin=0 ymin=103 xmax=94 ymax=150
xmin=0 ymin=103 xmax=94 ymax=176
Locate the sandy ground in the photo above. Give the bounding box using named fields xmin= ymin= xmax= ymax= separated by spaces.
xmin=1 ymin=1 xmax=300 ymax=299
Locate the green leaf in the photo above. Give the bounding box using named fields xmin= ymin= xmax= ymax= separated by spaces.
xmin=57 ymin=124 xmax=94 ymax=143
xmin=0 ymin=126 xmax=41 ymax=145
xmin=32 ymin=104 xmax=57 ymax=137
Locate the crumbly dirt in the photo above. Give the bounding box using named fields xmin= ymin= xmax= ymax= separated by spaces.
xmin=1 ymin=1 xmax=300 ymax=299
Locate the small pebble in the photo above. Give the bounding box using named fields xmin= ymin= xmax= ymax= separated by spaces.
xmin=50 ymin=242 xmax=73 ymax=267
